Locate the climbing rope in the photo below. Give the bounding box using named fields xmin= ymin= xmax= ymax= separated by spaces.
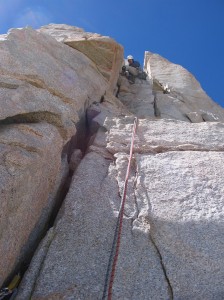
xmin=102 ymin=117 xmax=138 ymax=300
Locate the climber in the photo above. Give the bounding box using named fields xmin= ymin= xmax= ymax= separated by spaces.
xmin=126 ymin=55 xmax=140 ymax=74
xmin=122 ymin=55 xmax=140 ymax=83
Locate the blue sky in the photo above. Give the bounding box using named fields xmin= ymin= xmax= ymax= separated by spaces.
xmin=1 ymin=0 xmax=224 ymax=107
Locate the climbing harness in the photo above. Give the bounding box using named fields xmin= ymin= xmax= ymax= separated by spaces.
xmin=0 ymin=274 xmax=20 ymax=300
xmin=102 ymin=117 xmax=138 ymax=300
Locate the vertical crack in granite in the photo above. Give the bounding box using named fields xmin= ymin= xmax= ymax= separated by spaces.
xmin=149 ymin=232 xmax=174 ymax=300
xmin=145 ymin=189 xmax=173 ymax=298
xmin=29 ymin=229 xmax=55 ymax=300
xmin=153 ymin=94 xmax=161 ymax=117
xmin=16 ymin=228 xmax=55 ymax=300
xmin=134 ymin=172 xmax=174 ymax=299
xmin=131 ymin=156 xmax=140 ymax=230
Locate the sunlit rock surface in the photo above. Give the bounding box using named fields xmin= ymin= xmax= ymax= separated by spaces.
xmin=0 ymin=25 xmax=120 ymax=287
xmin=38 ymin=24 xmax=124 ymax=93
xmin=144 ymin=51 xmax=224 ymax=122
xmin=0 ymin=24 xmax=224 ymax=300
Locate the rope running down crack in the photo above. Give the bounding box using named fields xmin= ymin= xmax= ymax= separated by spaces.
xmin=102 ymin=117 xmax=138 ymax=300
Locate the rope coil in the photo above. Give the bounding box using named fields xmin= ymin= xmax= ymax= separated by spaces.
xmin=102 ymin=117 xmax=138 ymax=300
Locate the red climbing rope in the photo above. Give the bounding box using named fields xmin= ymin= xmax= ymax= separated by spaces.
xmin=102 ymin=117 xmax=138 ymax=300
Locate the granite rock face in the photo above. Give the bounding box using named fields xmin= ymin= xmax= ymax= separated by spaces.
xmin=118 ymin=78 xmax=155 ymax=118
xmin=25 ymin=137 xmax=170 ymax=300
xmin=1 ymin=24 xmax=224 ymax=300
xmin=0 ymin=27 xmax=108 ymax=140
xmin=106 ymin=118 xmax=224 ymax=154
xmin=22 ymin=117 xmax=224 ymax=300
xmin=38 ymin=24 xmax=124 ymax=93
xmin=0 ymin=25 xmax=122 ymax=287
xmin=0 ymin=123 xmax=63 ymax=286
xmin=144 ymin=51 xmax=224 ymax=122
xmin=137 ymin=150 xmax=224 ymax=299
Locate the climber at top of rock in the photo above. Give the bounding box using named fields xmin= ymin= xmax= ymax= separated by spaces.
xmin=122 ymin=55 xmax=140 ymax=83
xmin=127 ymin=55 xmax=140 ymax=69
